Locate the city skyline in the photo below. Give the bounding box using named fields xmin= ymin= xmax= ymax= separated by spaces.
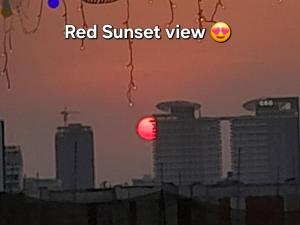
xmin=0 ymin=0 xmax=299 ymax=184
xmin=1 ymin=96 xmax=300 ymax=186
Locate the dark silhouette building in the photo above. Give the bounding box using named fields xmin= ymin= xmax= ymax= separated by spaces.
xmin=55 ymin=123 xmax=95 ymax=190
xmin=0 ymin=121 xmax=4 ymax=192
xmin=231 ymin=97 xmax=300 ymax=184
xmin=4 ymin=146 xmax=23 ymax=192
xmin=153 ymin=101 xmax=222 ymax=185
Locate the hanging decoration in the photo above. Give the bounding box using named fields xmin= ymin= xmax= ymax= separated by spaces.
xmin=1 ymin=0 xmax=13 ymax=89
xmin=196 ymin=0 xmax=224 ymax=29
xmin=75 ymin=0 xmax=135 ymax=106
xmin=123 ymin=0 xmax=136 ymax=107
xmin=166 ymin=0 xmax=176 ymax=27
xmin=16 ymin=0 xmax=44 ymax=34
xmin=76 ymin=0 xmax=121 ymax=50
xmin=1 ymin=0 xmax=44 ymax=89
xmin=0 ymin=0 xmax=285 ymax=106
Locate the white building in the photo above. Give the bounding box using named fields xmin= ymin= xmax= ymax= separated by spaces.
xmin=0 ymin=121 xmax=4 ymax=192
xmin=231 ymin=97 xmax=300 ymax=184
xmin=153 ymin=101 xmax=222 ymax=185
xmin=4 ymin=146 xmax=23 ymax=192
xmin=55 ymin=123 xmax=95 ymax=190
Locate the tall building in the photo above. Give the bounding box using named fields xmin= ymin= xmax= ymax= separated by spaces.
xmin=55 ymin=123 xmax=95 ymax=190
xmin=0 ymin=121 xmax=4 ymax=192
xmin=231 ymin=97 xmax=300 ymax=184
xmin=4 ymin=146 xmax=23 ymax=192
xmin=153 ymin=101 xmax=222 ymax=185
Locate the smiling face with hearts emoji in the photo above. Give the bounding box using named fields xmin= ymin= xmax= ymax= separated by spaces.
xmin=210 ymin=22 xmax=231 ymax=43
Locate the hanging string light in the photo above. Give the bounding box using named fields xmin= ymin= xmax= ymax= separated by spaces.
xmin=1 ymin=0 xmax=13 ymax=89
xmin=77 ymin=0 xmax=135 ymax=106
xmin=62 ymin=0 xmax=68 ymax=24
xmin=0 ymin=0 xmax=286 ymax=105
xmin=47 ymin=0 xmax=135 ymax=104
xmin=1 ymin=0 xmax=44 ymax=89
xmin=123 ymin=0 xmax=136 ymax=107
xmin=1 ymin=20 xmax=12 ymax=89
xmin=196 ymin=0 xmax=224 ymax=29
xmin=79 ymin=0 xmax=88 ymax=50
xmin=79 ymin=0 xmax=121 ymax=50
xmin=74 ymin=0 xmax=135 ymax=105
xmin=166 ymin=0 xmax=176 ymax=27
xmin=16 ymin=0 xmax=44 ymax=34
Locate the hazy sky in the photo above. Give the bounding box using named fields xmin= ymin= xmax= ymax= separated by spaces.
xmin=0 ymin=0 xmax=299 ymax=185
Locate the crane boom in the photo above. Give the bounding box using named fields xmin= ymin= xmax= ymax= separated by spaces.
xmin=60 ymin=107 xmax=80 ymax=126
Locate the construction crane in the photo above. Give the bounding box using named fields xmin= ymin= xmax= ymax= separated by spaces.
xmin=60 ymin=107 xmax=80 ymax=126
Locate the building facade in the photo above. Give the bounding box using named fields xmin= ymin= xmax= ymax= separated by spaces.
xmin=23 ymin=177 xmax=62 ymax=198
xmin=0 ymin=121 xmax=4 ymax=192
xmin=231 ymin=97 xmax=300 ymax=184
xmin=153 ymin=101 xmax=222 ymax=185
xmin=132 ymin=175 xmax=154 ymax=187
xmin=55 ymin=123 xmax=95 ymax=190
xmin=4 ymin=146 xmax=23 ymax=192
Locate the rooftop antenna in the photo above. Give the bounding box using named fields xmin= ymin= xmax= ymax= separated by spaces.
xmin=60 ymin=107 xmax=80 ymax=126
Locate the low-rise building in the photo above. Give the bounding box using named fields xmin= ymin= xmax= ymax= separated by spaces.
xmin=132 ymin=175 xmax=154 ymax=186
xmin=23 ymin=177 xmax=62 ymax=198
xmin=0 ymin=121 xmax=5 ymax=192
xmin=5 ymin=145 xmax=23 ymax=192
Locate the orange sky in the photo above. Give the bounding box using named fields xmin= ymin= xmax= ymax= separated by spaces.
xmin=0 ymin=0 xmax=299 ymax=184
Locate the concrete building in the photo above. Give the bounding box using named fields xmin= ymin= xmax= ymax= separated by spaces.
xmin=55 ymin=123 xmax=95 ymax=190
xmin=153 ymin=101 xmax=222 ymax=185
xmin=4 ymin=145 xmax=23 ymax=192
xmin=132 ymin=175 xmax=154 ymax=187
xmin=23 ymin=177 xmax=62 ymax=198
xmin=0 ymin=121 xmax=4 ymax=192
xmin=231 ymin=97 xmax=300 ymax=184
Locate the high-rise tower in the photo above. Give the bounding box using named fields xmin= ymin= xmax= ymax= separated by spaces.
xmin=231 ymin=97 xmax=300 ymax=184
xmin=55 ymin=123 xmax=95 ymax=190
xmin=153 ymin=101 xmax=222 ymax=185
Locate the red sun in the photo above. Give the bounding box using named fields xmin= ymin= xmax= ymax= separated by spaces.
xmin=136 ymin=116 xmax=157 ymax=141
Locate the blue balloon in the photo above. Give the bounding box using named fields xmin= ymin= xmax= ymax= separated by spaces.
xmin=48 ymin=0 xmax=60 ymax=9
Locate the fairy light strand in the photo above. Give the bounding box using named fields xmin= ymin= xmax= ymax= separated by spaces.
xmin=79 ymin=0 xmax=88 ymax=50
xmin=75 ymin=1 xmax=122 ymax=49
xmin=196 ymin=0 xmax=224 ymax=29
xmin=18 ymin=1 xmax=29 ymax=19
xmin=62 ymin=0 xmax=68 ymax=25
xmin=8 ymin=24 xmax=13 ymax=53
xmin=16 ymin=0 xmax=44 ymax=34
xmin=166 ymin=0 xmax=176 ymax=27
xmin=0 ymin=0 xmax=285 ymax=103
xmin=1 ymin=20 xmax=12 ymax=89
xmin=1 ymin=0 xmax=44 ymax=89
xmin=124 ymin=0 xmax=136 ymax=107
xmin=210 ymin=0 xmax=224 ymax=22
